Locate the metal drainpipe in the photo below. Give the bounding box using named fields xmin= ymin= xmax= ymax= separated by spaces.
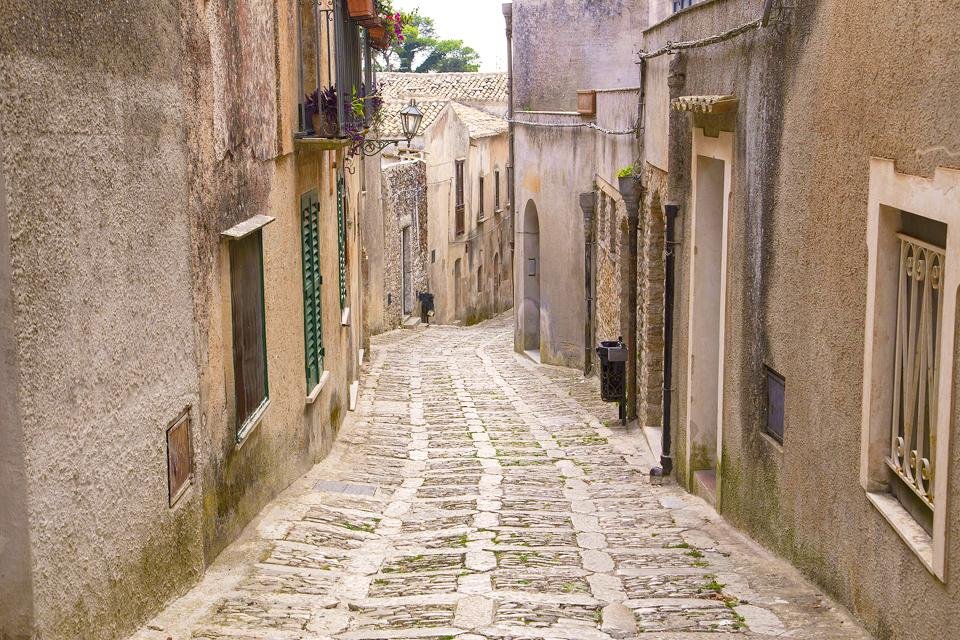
xmin=622 ymin=193 xmax=640 ymax=422
xmin=502 ymin=3 xmax=516 ymax=268
xmin=580 ymin=191 xmax=596 ymax=376
xmin=655 ymin=203 xmax=678 ymax=478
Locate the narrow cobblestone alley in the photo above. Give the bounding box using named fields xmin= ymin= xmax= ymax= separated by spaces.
xmin=131 ymin=314 xmax=871 ymax=640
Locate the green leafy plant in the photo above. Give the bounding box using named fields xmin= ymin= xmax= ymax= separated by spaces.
xmin=617 ymin=164 xmax=635 ymax=179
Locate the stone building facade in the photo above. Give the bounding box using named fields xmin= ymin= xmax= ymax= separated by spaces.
xmin=640 ymin=1 xmax=960 ymax=637
xmin=424 ymin=103 xmax=514 ymax=325
xmin=0 ymin=1 xmax=370 ymax=638
xmin=509 ymin=0 xmax=960 ymax=637
xmin=378 ymin=159 xmax=429 ymax=329
xmin=361 ymin=73 xmax=513 ymax=331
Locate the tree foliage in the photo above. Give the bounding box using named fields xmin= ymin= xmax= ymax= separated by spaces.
xmin=379 ymin=12 xmax=480 ymax=73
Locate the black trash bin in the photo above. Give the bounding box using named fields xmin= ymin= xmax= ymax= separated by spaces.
xmin=596 ymin=337 xmax=628 ymax=424
xmin=418 ymin=292 xmax=435 ymax=324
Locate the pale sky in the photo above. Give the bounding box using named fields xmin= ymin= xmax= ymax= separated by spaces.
xmin=393 ymin=0 xmax=509 ymax=72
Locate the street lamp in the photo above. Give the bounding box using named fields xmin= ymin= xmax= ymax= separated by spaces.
xmin=399 ymin=99 xmax=424 ymax=144
xmin=359 ymin=99 xmax=424 ymax=156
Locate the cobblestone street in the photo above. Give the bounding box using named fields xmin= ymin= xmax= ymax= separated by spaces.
xmin=132 ymin=314 xmax=871 ymax=640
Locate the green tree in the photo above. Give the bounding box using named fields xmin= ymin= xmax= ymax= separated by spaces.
xmin=380 ymin=12 xmax=480 ymax=73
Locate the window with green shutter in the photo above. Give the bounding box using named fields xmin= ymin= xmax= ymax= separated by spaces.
xmin=336 ymin=172 xmax=348 ymax=309
xmin=300 ymin=190 xmax=324 ymax=390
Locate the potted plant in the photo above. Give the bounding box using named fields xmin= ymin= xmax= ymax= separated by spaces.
xmin=347 ymin=0 xmax=376 ymax=21
xmin=368 ymin=21 xmax=389 ymax=50
xmin=617 ymin=165 xmax=641 ymax=207
xmin=305 ymin=83 xmax=383 ymax=156
xmin=368 ymin=3 xmax=403 ymax=51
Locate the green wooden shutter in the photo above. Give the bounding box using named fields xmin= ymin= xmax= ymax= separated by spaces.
xmin=336 ymin=172 xmax=347 ymax=309
xmin=300 ymin=190 xmax=324 ymax=390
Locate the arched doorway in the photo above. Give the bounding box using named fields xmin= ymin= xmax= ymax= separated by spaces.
xmin=522 ymin=201 xmax=541 ymax=354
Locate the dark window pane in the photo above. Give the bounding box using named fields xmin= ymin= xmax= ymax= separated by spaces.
xmin=230 ymin=230 xmax=268 ymax=435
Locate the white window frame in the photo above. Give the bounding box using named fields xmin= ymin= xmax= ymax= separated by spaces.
xmin=861 ymin=157 xmax=960 ymax=580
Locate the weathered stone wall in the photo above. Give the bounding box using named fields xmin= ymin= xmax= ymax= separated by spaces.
xmin=594 ymin=186 xmax=626 ymax=348
xmin=644 ymin=0 xmax=960 ymax=637
xmin=637 ymin=168 xmax=668 ymax=428
xmin=512 ymin=0 xmax=647 ymax=111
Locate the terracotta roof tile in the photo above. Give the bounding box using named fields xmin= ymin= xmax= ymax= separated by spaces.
xmin=378 ymin=72 xmax=508 ymax=104
xmin=449 ymin=103 xmax=508 ymax=138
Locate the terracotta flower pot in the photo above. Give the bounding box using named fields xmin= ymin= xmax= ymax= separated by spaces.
xmin=368 ymin=24 xmax=390 ymax=50
xmin=618 ymin=174 xmax=641 ymax=208
xmin=347 ymin=0 xmax=375 ymax=21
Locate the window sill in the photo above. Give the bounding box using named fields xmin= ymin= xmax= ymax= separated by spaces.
xmin=306 ymin=371 xmax=331 ymax=405
xmin=865 ymin=491 xmax=940 ymax=580
xmin=341 ymin=307 xmax=351 ymax=326
xmin=236 ymin=398 xmax=270 ymax=447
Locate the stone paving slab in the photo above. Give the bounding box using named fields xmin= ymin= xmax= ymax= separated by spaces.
xmin=128 ymin=313 xmax=873 ymax=640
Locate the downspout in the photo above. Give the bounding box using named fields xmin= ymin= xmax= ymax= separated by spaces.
xmin=621 ymin=187 xmax=641 ymax=422
xmin=656 ymin=202 xmax=678 ymax=477
xmin=502 ymin=3 xmax=516 ymax=269
xmin=580 ymin=191 xmax=596 ymax=376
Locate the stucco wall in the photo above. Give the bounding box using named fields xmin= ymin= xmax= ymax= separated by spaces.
xmin=0 ymin=129 xmax=33 ymax=639
xmin=514 ymin=113 xmax=594 ymax=366
xmin=512 ymin=0 xmax=648 ymax=111
xmin=644 ymin=0 xmax=960 ymax=637
xmin=0 ymin=1 xmax=366 ymax=637
xmin=0 ymin=2 xmax=204 ymax=637
xmin=362 ymin=155 xmax=388 ymax=339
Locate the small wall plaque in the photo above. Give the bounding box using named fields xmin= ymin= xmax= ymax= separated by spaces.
xmin=167 ymin=409 xmax=194 ymax=506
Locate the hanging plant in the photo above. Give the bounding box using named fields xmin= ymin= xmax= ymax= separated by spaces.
xmin=305 ymin=83 xmax=383 ymax=157
xmin=370 ymin=0 xmax=404 ymax=50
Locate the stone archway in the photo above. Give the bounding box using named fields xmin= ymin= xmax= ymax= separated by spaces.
xmin=521 ymin=200 xmax=541 ymax=354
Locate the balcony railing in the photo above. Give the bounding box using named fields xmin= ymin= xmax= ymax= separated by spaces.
xmin=296 ymin=0 xmax=375 ymax=141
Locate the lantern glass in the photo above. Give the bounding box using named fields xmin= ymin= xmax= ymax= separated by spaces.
xmin=400 ymin=99 xmax=423 ymax=142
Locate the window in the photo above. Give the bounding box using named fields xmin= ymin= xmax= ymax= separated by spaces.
xmin=765 ymin=367 xmax=785 ymax=444
xmin=861 ymin=158 xmax=960 ymax=580
xmin=887 ymin=230 xmax=945 ymax=534
xmin=455 ymin=159 xmax=465 ymax=235
xmin=672 ymin=0 xmax=696 ymax=11
xmin=495 ymin=170 xmax=501 ymax=211
xmin=477 ymin=265 xmax=483 ymax=292
xmin=336 ymin=171 xmax=348 ymax=309
xmin=300 ymin=190 xmax=325 ymax=392
xmin=479 ymin=176 xmax=485 ymax=219
xmin=229 ymin=228 xmax=269 ymax=441
xmin=296 ymin=0 xmax=370 ymax=137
